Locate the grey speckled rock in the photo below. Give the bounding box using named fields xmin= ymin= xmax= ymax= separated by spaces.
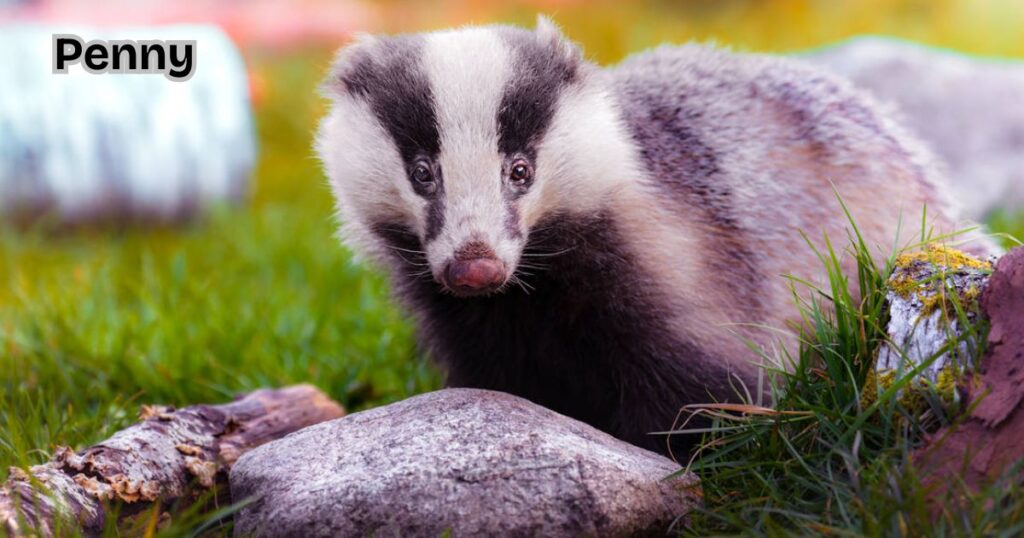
xmin=230 ymin=389 xmax=700 ymax=537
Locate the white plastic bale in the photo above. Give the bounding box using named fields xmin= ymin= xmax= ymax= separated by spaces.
xmin=0 ymin=24 xmax=256 ymax=224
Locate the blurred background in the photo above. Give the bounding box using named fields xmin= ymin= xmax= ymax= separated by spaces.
xmin=1 ymin=0 xmax=1023 ymax=479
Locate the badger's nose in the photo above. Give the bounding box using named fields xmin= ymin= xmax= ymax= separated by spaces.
xmin=442 ymin=241 xmax=506 ymax=295
xmin=443 ymin=258 xmax=505 ymax=295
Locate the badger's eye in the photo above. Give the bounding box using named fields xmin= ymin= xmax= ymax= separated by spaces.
xmin=412 ymin=163 xmax=433 ymax=184
xmin=509 ymin=161 xmax=533 ymax=186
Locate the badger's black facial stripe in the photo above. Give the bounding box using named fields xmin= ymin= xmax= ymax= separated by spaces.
xmin=340 ymin=36 xmax=440 ymax=163
xmin=496 ymin=29 xmax=579 ymax=158
xmin=424 ymin=191 xmax=445 ymax=243
xmin=340 ymin=36 xmax=446 ymax=241
xmin=615 ymin=87 xmax=763 ymax=316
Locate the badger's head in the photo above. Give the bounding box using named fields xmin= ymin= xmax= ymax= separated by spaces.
xmin=317 ymin=18 xmax=632 ymax=297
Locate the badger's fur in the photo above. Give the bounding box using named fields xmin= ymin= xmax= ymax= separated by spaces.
xmin=316 ymin=19 xmax=993 ymax=453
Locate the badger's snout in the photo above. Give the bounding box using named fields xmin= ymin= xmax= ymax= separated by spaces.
xmin=441 ymin=241 xmax=507 ymax=296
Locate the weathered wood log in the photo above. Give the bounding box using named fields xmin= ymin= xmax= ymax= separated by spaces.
xmin=0 ymin=384 xmax=344 ymax=537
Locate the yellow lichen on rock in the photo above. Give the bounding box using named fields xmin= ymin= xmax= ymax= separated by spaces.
xmin=860 ymin=368 xmax=896 ymax=409
xmin=893 ymin=244 xmax=992 ymax=273
xmin=888 ymin=272 xmax=920 ymax=299
xmin=887 ymin=244 xmax=991 ymax=317
xmin=861 ymin=364 xmax=961 ymax=414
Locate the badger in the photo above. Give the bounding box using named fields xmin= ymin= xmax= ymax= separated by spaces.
xmin=316 ymin=18 xmax=993 ymax=453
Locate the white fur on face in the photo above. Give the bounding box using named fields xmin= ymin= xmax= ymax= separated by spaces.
xmin=524 ymin=76 xmax=639 ymax=227
xmin=420 ymin=28 xmax=517 ymax=275
xmin=316 ymin=93 xmax=419 ymax=264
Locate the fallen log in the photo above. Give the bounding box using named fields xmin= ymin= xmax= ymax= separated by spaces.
xmin=0 ymin=384 xmax=345 ymax=537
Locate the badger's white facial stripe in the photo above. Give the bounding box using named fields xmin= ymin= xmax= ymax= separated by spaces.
xmin=423 ymin=29 xmax=510 ymax=156
xmin=421 ymin=29 xmax=515 ymax=270
xmin=524 ymin=81 xmax=641 ymax=226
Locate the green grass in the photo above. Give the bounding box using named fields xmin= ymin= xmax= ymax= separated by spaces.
xmin=681 ymin=211 xmax=1023 ymax=536
xmin=0 ymin=51 xmax=439 ymax=535
xmin=989 ymin=209 xmax=1024 ymax=249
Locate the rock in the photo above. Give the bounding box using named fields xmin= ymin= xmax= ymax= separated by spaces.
xmin=875 ymin=245 xmax=993 ymax=394
xmin=230 ymin=389 xmax=700 ymax=537
xmin=805 ymin=37 xmax=1024 ymax=219
xmin=913 ymin=246 xmax=1024 ymax=500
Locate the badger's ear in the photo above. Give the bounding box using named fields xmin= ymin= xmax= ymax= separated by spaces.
xmin=320 ymin=33 xmax=379 ymax=100
xmin=534 ymin=15 xmax=583 ymax=64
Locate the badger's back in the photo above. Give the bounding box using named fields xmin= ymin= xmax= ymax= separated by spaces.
xmin=609 ymin=44 xmax=976 ymax=337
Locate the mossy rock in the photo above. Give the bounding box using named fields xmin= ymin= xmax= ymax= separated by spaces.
xmin=889 ymin=244 xmax=992 ymax=317
xmin=867 ymin=245 xmax=993 ymax=411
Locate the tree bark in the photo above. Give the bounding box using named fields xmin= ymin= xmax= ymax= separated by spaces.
xmin=0 ymin=384 xmax=344 ymax=537
xmin=913 ymin=246 xmax=1024 ymax=502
